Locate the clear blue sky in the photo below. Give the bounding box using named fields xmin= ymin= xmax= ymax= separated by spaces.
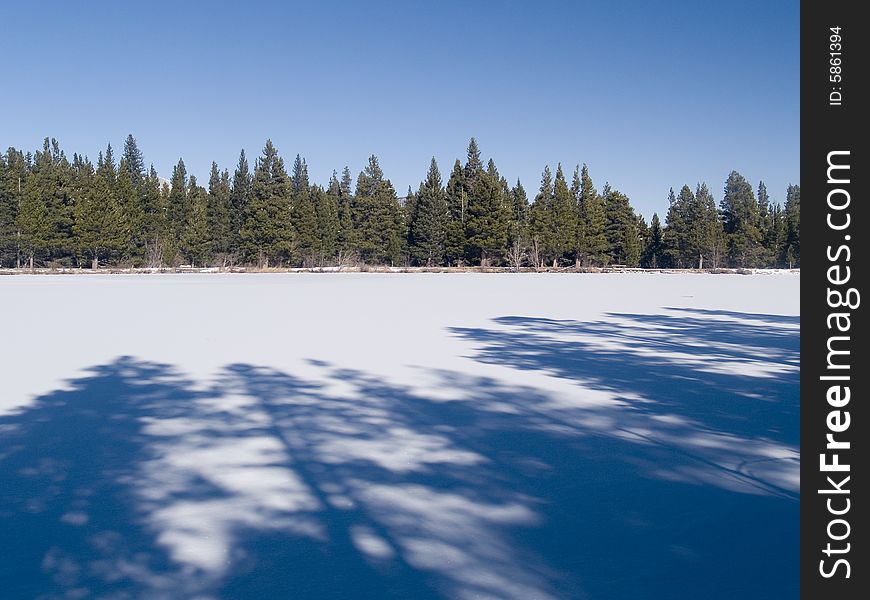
xmin=2 ymin=0 xmax=799 ymax=218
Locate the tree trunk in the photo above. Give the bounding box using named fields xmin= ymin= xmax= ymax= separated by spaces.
xmin=92 ymin=254 xmax=99 ymax=270
xmin=698 ymin=254 xmax=704 ymax=270
xmin=29 ymin=254 xmax=34 ymax=271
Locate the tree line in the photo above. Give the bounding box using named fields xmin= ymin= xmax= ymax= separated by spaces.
xmin=0 ymin=136 xmax=799 ymax=270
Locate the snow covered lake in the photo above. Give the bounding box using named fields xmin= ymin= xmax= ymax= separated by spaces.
xmin=0 ymin=273 xmax=799 ymax=598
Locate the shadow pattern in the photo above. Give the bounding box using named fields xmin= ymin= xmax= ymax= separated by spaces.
xmin=0 ymin=308 xmax=799 ymax=599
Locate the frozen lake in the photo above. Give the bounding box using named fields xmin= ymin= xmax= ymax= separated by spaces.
xmin=0 ymin=273 xmax=799 ymax=598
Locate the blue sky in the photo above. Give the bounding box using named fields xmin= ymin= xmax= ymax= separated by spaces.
xmin=1 ymin=0 xmax=799 ymax=218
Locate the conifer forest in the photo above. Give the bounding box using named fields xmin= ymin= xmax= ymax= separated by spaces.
xmin=0 ymin=136 xmax=799 ymax=270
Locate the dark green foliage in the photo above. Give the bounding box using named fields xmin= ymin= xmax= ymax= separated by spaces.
xmin=782 ymin=184 xmax=800 ymax=267
xmin=230 ymin=150 xmax=252 ymax=254
xmin=313 ymin=185 xmax=339 ymax=266
xmin=552 ymin=164 xmax=578 ymax=265
xmin=353 ymin=155 xmax=404 ymax=265
xmin=507 ymin=179 xmax=529 ymax=268
xmin=578 ymin=165 xmax=608 ymax=265
xmin=29 ymin=138 xmax=74 ymax=264
xmin=444 ymin=160 xmax=467 ymax=266
xmin=528 ymin=166 xmax=553 ymax=267
xmin=165 ymin=158 xmax=189 ymax=264
xmin=334 ymin=167 xmax=356 ymax=262
xmin=0 ymin=136 xmax=797 ymax=270
xmin=721 ymin=171 xmax=763 ymax=267
xmin=604 ymin=183 xmax=640 ymax=266
xmin=408 ymin=158 xmax=448 ymax=266
xmin=122 ymin=134 xmax=146 ymax=188
xmin=0 ymin=148 xmax=28 ymax=267
xmin=291 ymin=155 xmax=319 ymax=266
xmin=642 ymin=213 xmax=665 ymax=268
xmin=72 ymin=156 xmax=123 ymax=268
xmin=241 ymin=140 xmax=293 ymax=267
xmin=465 ymin=169 xmax=509 ymax=265
xmin=207 ymin=163 xmax=233 ymax=261
xmin=182 ymin=176 xmax=210 ymax=266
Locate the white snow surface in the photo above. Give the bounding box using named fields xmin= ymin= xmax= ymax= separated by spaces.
xmin=0 ymin=273 xmax=799 ymax=599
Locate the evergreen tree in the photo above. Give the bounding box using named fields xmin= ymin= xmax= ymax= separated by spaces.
xmin=642 ymin=213 xmax=665 ymax=268
xmin=353 ymin=155 xmax=404 ymax=264
xmin=182 ymin=176 xmax=210 ymax=266
xmin=115 ymin=160 xmax=144 ymax=262
xmin=207 ymin=162 xmax=232 ymax=261
xmin=72 ymin=158 xmax=124 ymax=269
xmin=0 ymin=148 xmax=28 ymax=267
xmin=507 ymin=179 xmax=529 ymax=269
xmin=578 ymin=165 xmax=608 ymax=265
xmin=166 ymin=158 xmax=189 ymax=263
xmin=465 ymin=169 xmax=508 ymax=265
xmin=122 ymin=134 xmax=146 ymax=188
xmin=241 ymin=140 xmax=293 ymax=266
xmin=408 ymin=158 xmax=448 ymax=266
xmin=29 ymin=138 xmax=74 ymax=264
xmin=662 ymin=186 xmax=689 ymax=267
xmin=552 ymin=164 xmax=578 ymax=265
xmin=721 ymin=171 xmax=762 ymax=267
xmin=444 ymin=159 xmax=467 ymax=266
xmin=529 ymin=166 xmax=554 ymax=267
xmin=230 ymin=149 xmax=252 ymax=256
xmin=314 ymin=185 xmax=339 ymax=265
xmin=290 ymin=154 xmax=319 ymax=266
xmin=142 ymin=166 xmax=165 ymax=266
xmin=782 ymin=184 xmax=800 ymax=267
xmin=686 ymin=183 xmax=723 ymax=269
xmin=570 ymin=165 xmax=585 ymax=263
xmin=335 ymin=167 xmax=357 ymax=263
xmin=604 ymin=183 xmax=639 ymax=266
xmin=16 ymin=172 xmax=50 ymax=269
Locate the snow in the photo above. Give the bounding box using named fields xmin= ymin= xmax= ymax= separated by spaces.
xmin=0 ymin=273 xmax=799 ymax=598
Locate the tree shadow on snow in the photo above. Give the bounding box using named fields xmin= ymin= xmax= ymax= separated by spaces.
xmin=0 ymin=308 xmax=799 ymax=599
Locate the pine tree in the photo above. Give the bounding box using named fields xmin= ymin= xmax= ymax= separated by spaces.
xmin=662 ymin=186 xmax=689 ymax=267
xmin=29 ymin=138 xmax=74 ymax=264
xmin=782 ymin=184 xmax=800 ymax=267
xmin=335 ymin=167 xmax=357 ymax=263
xmin=578 ymin=165 xmax=607 ymax=265
xmin=230 ymin=149 xmax=252 ymax=257
xmin=166 ymin=158 xmax=189 ymax=264
xmin=72 ymin=158 xmax=124 ymax=269
xmin=207 ymin=162 xmax=232 ymax=262
xmin=444 ymin=159 xmax=467 ymax=266
xmin=408 ymin=158 xmax=448 ymax=266
xmin=465 ymin=169 xmax=508 ymax=266
xmin=642 ymin=213 xmax=665 ymax=268
xmin=353 ymin=155 xmax=404 ymax=265
xmin=507 ymin=179 xmax=529 ymax=269
xmin=141 ymin=166 xmax=164 ymax=266
xmin=240 ymin=140 xmax=293 ymax=266
xmin=314 ymin=185 xmax=339 ymax=265
xmin=17 ymin=172 xmax=50 ymax=269
xmin=291 ymin=154 xmax=318 ymax=266
xmin=0 ymin=148 xmax=28 ymax=267
xmin=552 ymin=164 xmax=578 ymax=265
xmin=122 ymin=134 xmax=146 ymax=189
xmin=685 ymin=183 xmax=723 ymax=269
xmin=570 ymin=165 xmax=585 ymax=263
xmin=756 ymin=180 xmax=775 ymax=266
xmin=604 ymin=183 xmax=639 ymax=266
xmin=182 ymin=176 xmax=210 ymax=266
xmin=529 ymin=166 xmax=554 ymax=267
xmin=721 ymin=171 xmax=762 ymax=267
xmin=115 ymin=160 xmax=144 ymax=263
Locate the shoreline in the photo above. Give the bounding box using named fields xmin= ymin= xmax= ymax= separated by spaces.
xmin=0 ymin=266 xmax=800 ymax=276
